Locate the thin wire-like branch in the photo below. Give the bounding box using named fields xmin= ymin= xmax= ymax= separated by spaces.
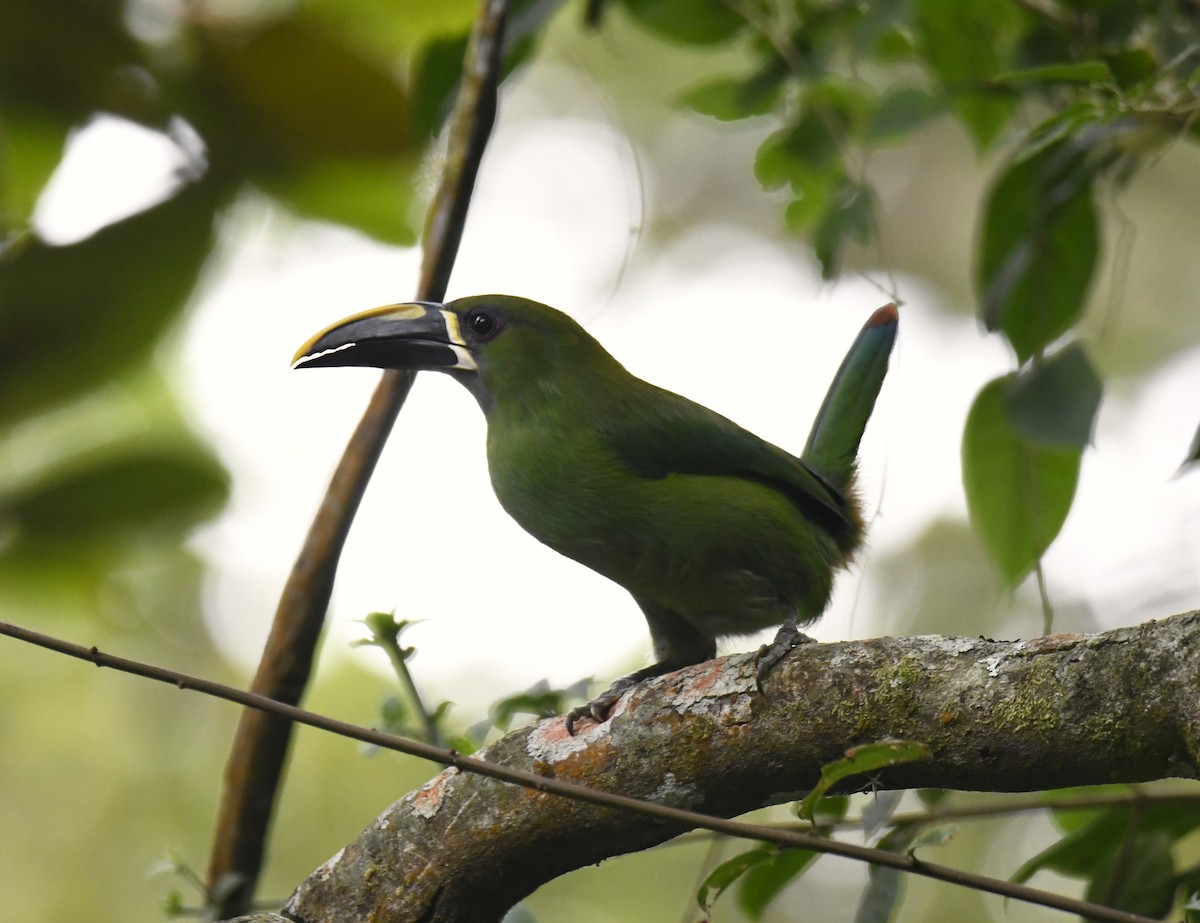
xmin=0 ymin=617 xmax=1171 ymax=923
xmin=204 ymin=0 xmax=510 ymax=916
xmin=666 ymin=788 xmax=1200 ymax=848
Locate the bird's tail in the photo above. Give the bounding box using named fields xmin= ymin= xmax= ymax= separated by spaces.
xmin=801 ymin=303 xmax=898 ymax=493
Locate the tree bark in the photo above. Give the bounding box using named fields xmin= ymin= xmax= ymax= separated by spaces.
xmin=229 ymin=612 xmax=1200 ymax=923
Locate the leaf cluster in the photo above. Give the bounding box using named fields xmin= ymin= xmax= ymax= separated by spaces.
xmin=626 ymin=0 xmax=1200 ymax=590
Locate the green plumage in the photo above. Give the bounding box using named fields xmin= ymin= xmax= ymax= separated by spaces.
xmin=295 ymin=294 xmax=897 ymax=722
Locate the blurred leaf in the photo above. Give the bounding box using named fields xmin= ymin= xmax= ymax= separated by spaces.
xmin=197 ymin=19 xmax=411 ymax=162
xmin=409 ymin=0 xmax=565 ymax=140
xmin=989 ymin=60 xmax=1112 ymax=86
xmin=977 ymin=137 xmax=1100 ymax=362
xmin=909 ymin=825 xmax=956 ymax=850
xmin=1014 ymin=802 xmax=1200 ymax=884
xmin=755 ymin=113 xmax=842 ymax=192
xmin=913 ymin=0 xmax=1024 ymax=148
xmin=963 ymin=376 xmax=1081 ymax=583
xmin=489 ymin=677 xmax=592 ymax=730
xmin=0 ymin=0 xmax=152 ymax=123
xmin=861 ymin=790 xmax=904 ymax=840
xmin=1105 ymin=48 xmax=1159 ymax=90
xmin=1004 ymin=343 xmax=1103 ymax=448
xmin=618 ymin=0 xmax=745 ymax=45
xmin=798 ymin=742 xmax=931 ymax=821
xmin=736 ymin=847 xmax=819 ymax=919
xmin=679 ymin=67 xmax=784 ymax=121
xmin=0 ymin=178 xmax=222 ymax=426
xmin=807 ymin=794 xmax=851 ymax=826
xmin=1083 ymin=831 xmax=1175 ymax=918
xmin=259 ymin=157 xmax=420 ymax=245
xmin=916 ymin=788 xmax=949 ymax=808
xmin=0 ymin=445 xmax=228 ymax=553
xmin=813 ymin=178 xmax=874 ymax=279
xmin=867 ymin=85 xmax=944 ymax=140
xmin=781 ymin=170 xmax=840 ymax=236
xmin=411 ymin=34 xmax=471 ymax=141
xmin=854 ymin=823 xmax=919 ymax=923
xmin=0 ymin=111 xmax=71 ymax=232
xmin=698 ymin=846 xmax=773 ymax=913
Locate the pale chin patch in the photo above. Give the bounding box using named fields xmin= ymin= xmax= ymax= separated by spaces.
xmin=448 ymin=344 xmax=478 ymax=371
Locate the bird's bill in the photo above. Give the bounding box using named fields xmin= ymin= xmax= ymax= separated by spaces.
xmin=291 ymin=302 xmax=477 ymax=371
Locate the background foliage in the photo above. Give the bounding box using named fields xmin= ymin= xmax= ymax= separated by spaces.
xmin=2 ymin=0 xmax=1200 ymax=920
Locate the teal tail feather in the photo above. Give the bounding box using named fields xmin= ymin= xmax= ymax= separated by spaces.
xmin=802 ymin=304 xmax=898 ymax=492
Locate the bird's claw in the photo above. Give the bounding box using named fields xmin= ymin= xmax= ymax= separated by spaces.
xmin=564 ymin=675 xmax=639 ymax=735
xmin=755 ymin=620 xmax=815 ymax=689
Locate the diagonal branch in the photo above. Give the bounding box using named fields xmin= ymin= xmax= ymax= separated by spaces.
xmin=235 ymin=612 xmax=1200 ymax=923
xmin=204 ymin=1 xmax=511 ymax=915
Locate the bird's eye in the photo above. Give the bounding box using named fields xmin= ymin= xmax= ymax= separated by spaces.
xmin=465 ymin=308 xmax=501 ymax=341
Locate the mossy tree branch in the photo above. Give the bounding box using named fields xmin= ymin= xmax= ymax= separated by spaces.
xmin=233 ymin=612 xmax=1200 ymax=923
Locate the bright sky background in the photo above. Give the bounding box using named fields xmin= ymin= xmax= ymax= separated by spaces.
xmin=33 ymin=59 xmax=1200 ymax=714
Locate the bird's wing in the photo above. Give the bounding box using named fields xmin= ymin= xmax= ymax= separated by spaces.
xmin=601 ymin=384 xmax=853 ymax=533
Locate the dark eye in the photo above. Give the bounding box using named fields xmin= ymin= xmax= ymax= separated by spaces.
xmin=465 ymin=308 xmax=501 ymax=341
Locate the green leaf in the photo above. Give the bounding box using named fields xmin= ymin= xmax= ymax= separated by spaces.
xmin=678 ymin=68 xmax=784 ymax=122
xmin=1083 ymin=831 xmax=1175 ymax=918
xmin=261 ymin=157 xmax=420 ymax=245
xmin=962 ymin=376 xmax=1081 ymax=583
xmin=754 ymin=114 xmax=842 ymax=192
xmin=0 ymin=179 xmax=222 ymax=427
xmin=489 ymin=678 xmax=593 ymax=730
xmin=697 ymin=846 xmax=773 ymax=912
xmin=0 ymin=110 xmax=71 ymax=232
xmin=913 ymin=0 xmax=1024 ymax=148
xmin=909 ymin=824 xmax=956 ymax=850
xmin=196 ymin=18 xmax=411 ymax=162
xmin=0 ymin=444 xmax=228 ymax=556
xmin=976 ymin=138 xmax=1100 ymax=362
xmin=736 ymin=848 xmax=819 ymax=919
xmin=618 ymin=0 xmax=745 ymax=45
xmin=1014 ymin=802 xmax=1200 ymax=884
xmin=0 ymin=0 xmax=148 ymax=123
xmin=411 ymin=33 xmax=470 ymax=140
xmin=1004 ymin=343 xmax=1103 ymax=448
xmin=916 ymin=788 xmax=949 ymax=809
xmin=1105 ymin=48 xmax=1159 ymax=90
xmin=867 ymin=85 xmax=945 ymax=141
xmin=798 ymin=741 xmax=932 ymax=821
xmin=989 ymin=61 xmax=1112 ymax=86
xmin=813 ymin=179 xmax=874 ymax=279
xmin=808 ymin=794 xmax=851 ymax=826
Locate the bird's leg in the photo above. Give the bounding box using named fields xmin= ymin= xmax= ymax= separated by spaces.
xmin=755 ymin=616 xmax=816 ymax=687
xmin=565 ymin=598 xmax=715 ymax=734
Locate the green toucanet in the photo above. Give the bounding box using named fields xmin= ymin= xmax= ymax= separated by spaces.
xmin=295 ymin=295 xmax=897 ymax=728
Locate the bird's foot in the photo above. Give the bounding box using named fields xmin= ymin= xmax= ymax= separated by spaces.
xmin=755 ymin=620 xmax=816 ymax=688
xmin=563 ymin=674 xmax=640 ymax=735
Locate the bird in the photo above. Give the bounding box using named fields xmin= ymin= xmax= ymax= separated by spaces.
xmin=294 ymin=294 xmax=897 ymax=730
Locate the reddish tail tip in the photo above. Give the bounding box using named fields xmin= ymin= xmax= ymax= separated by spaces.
xmin=866 ymin=302 xmax=899 ymax=328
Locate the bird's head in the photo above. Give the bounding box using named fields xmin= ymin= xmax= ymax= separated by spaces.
xmin=293 ymin=295 xmax=622 ymax=411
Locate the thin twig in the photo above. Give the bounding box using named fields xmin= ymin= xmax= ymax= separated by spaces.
xmin=0 ymin=618 xmax=1167 ymax=923
xmin=203 ymin=0 xmax=511 ymax=915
